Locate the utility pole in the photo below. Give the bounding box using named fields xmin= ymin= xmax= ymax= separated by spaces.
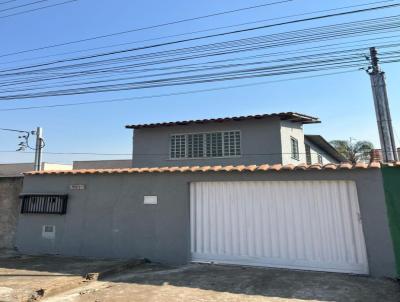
xmin=367 ymin=47 xmax=398 ymax=162
xmin=34 ymin=127 xmax=43 ymax=171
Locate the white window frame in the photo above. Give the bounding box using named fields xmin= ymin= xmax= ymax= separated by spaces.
xmin=169 ymin=130 xmax=242 ymax=160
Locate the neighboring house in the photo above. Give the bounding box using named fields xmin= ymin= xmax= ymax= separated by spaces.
xmin=0 ymin=162 xmax=72 ymax=177
xmin=73 ymin=160 xmax=131 ymax=170
xmin=126 ymin=112 xmax=344 ymax=167
xmin=370 ymin=148 xmax=400 ymax=163
xmin=304 ymin=135 xmax=346 ymax=165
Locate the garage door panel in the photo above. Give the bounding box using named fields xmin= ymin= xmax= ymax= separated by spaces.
xmin=190 ymin=181 xmax=369 ymax=274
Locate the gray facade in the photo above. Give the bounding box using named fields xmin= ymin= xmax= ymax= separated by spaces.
xmin=0 ymin=177 xmax=23 ymax=248
xmin=73 ymin=160 xmax=131 ymax=170
xmin=131 ymin=116 xmax=335 ymax=168
xmin=16 ymin=169 xmax=396 ymax=278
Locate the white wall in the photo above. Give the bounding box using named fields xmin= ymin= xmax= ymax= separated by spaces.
xmin=280 ymin=121 xmax=306 ymax=165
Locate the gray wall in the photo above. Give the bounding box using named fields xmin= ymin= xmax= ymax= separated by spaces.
xmin=132 ymin=117 xmax=284 ymax=167
xmin=0 ymin=177 xmax=23 ymax=248
xmin=15 ymin=169 xmax=396 ymax=278
xmin=73 ymin=160 xmax=132 ymax=170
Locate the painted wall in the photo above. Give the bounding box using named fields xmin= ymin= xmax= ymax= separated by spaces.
xmin=0 ymin=177 xmax=23 ymax=248
xmin=15 ymin=169 xmax=396 ymax=278
xmin=280 ymin=121 xmax=306 ymax=165
xmin=304 ymin=138 xmax=338 ymax=165
xmin=73 ymin=160 xmax=131 ymax=169
xmin=132 ymin=117 xmax=284 ymax=167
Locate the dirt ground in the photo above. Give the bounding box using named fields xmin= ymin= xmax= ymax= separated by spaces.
xmin=0 ymin=252 xmax=399 ymax=302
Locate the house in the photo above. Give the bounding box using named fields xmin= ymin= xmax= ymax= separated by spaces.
xmin=15 ymin=162 xmax=400 ymax=278
xmin=0 ymin=162 xmax=72 ymax=177
xmin=126 ymin=112 xmax=345 ymax=168
xmin=11 ymin=112 xmax=400 ymax=279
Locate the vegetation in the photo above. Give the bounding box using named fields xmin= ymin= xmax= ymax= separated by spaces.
xmin=330 ymin=139 xmax=374 ymax=164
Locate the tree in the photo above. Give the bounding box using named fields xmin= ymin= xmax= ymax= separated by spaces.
xmin=330 ymin=139 xmax=374 ymax=164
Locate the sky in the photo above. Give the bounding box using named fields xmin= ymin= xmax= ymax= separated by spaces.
xmin=0 ymin=0 xmax=399 ymax=164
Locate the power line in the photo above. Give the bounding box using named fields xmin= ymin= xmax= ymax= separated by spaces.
xmin=2 ymin=3 xmax=398 ymax=75
xmin=0 ymin=69 xmax=358 ymax=111
xmin=0 ymin=12 xmax=398 ymax=89
xmin=1 ymin=49 xmax=398 ymax=100
xmin=0 ymin=0 xmax=51 ymax=13
xmin=0 ymin=0 xmax=393 ymax=65
xmin=0 ymin=0 xmax=292 ymax=56
xmin=0 ymin=0 xmax=18 ymax=5
xmin=0 ymin=0 xmax=77 ymax=19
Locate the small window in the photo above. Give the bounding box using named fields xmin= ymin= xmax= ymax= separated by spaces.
xmin=206 ymin=132 xmax=223 ymax=157
xmin=305 ymin=144 xmax=312 ymax=165
xmin=318 ymin=154 xmax=323 ymax=164
xmin=20 ymin=194 xmax=68 ymax=215
xmin=187 ymin=133 xmax=204 ymax=158
xmin=290 ymin=137 xmax=299 ymax=160
xmin=170 ymin=135 xmax=186 ymax=159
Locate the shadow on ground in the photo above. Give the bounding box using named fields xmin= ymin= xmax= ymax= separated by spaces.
xmin=0 ymin=252 xmax=399 ymax=302
xmin=99 ymin=262 xmax=400 ymax=302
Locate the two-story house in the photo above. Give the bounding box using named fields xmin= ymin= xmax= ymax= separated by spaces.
xmin=126 ymin=112 xmax=345 ymax=167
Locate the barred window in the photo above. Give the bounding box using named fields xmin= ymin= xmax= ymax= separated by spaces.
xmin=224 ymin=131 xmax=241 ymax=156
xmin=318 ymin=154 xmax=323 ymax=164
xmin=291 ymin=137 xmax=299 ymax=160
xmin=170 ymin=131 xmax=240 ymax=159
xmin=170 ymin=134 xmax=186 ymax=159
xmin=206 ymin=132 xmax=223 ymax=157
xmin=187 ymin=133 xmax=204 ymax=158
xmin=20 ymin=194 xmax=68 ymax=215
xmin=305 ymin=144 xmax=312 ymax=165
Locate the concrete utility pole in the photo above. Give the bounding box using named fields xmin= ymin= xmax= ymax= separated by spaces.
xmin=34 ymin=127 xmax=43 ymax=171
xmin=367 ymin=47 xmax=398 ymax=162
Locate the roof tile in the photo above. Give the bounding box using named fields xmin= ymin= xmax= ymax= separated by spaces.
xmin=25 ymin=162 xmax=394 ymax=176
xmin=126 ymin=112 xmax=320 ymax=129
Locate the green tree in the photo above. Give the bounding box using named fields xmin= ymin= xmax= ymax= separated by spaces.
xmin=330 ymin=139 xmax=374 ymax=164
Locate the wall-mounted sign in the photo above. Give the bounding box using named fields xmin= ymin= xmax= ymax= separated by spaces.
xmin=70 ymin=184 xmax=86 ymax=190
xmin=144 ymin=195 xmax=157 ymax=205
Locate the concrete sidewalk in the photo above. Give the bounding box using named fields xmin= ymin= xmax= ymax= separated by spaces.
xmin=0 ymin=251 xmax=140 ymax=302
xmin=0 ymin=252 xmax=399 ymax=302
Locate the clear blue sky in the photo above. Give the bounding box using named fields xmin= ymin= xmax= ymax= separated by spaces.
xmin=0 ymin=0 xmax=399 ymax=164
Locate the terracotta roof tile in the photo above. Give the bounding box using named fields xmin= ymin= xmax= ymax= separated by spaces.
xmin=24 ymin=162 xmax=394 ymax=176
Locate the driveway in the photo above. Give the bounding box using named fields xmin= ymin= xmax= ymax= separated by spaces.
xmin=46 ymin=263 xmax=400 ymax=302
xmin=0 ymin=252 xmax=399 ymax=302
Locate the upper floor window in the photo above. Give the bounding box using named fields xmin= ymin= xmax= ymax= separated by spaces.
xmin=317 ymin=154 xmax=323 ymax=164
xmin=290 ymin=137 xmax=299 ymax=160
xmin=170 ymin=131 xmax=241 ymax=159
xmin=170 ymin=135 xmax=186 ymax=159
xmin=305 ymin=144 xmax=312 ymax=165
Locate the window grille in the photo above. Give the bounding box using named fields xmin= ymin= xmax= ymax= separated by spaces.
xmin=305 ymin=144 xmax=312 ymax=165
xmin=170 ymin=131 xmax=240 ymax=159
xmin=187 ymin=133 xmax=204 ymax=158
xmin=20 ymin=194 xmax=68 ymax=215
xmin=291 ymin=137 xmax=299 ymax=160
xmin=170 ymin=134 xmax=186 ymax=159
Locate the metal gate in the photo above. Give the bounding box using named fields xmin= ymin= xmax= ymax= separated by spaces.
xmin=190 ymin=181 xmax=369 ymax=274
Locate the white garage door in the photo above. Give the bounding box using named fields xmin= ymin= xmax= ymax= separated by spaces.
xmin=190 ymin=181 xmax=369 ymax=274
